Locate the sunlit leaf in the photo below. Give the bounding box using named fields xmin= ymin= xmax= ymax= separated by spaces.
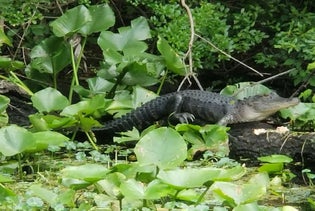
xmin=61 ymin=94 xmax=106 ymax=116
xmin=258 ymin=163 xmax=284 ymax=173
xmin=210 ymin=173 xmax=268 ymax=206
xmin=120 ymin=179 xmax=145 ymax=199
xmin=220 ymin=82 xmax=271 ymax=99
xmin=0 ymin=184 xmax=15 ymax=201
xmin=31 ymin=87 xmax=69 ymax=113
xmin=86 ymin=77 xmax=114 ymax=93
xmin=0 ymin=95 xmax=9 ymax=112
xmin=50 ymin=5 xmax=91 ymax=37
xmin=157 ymin=36 xmax=186 ymax=75
xmin=98 ymin=17 xmax=150 ymax=55
xmin=97 ymin=172 xmax=126 ymax=198
xmin=0 ymin=56 xmax=24 ymax=71
xmin=134 ymin=127 xmax=187 ymax=169
xmin=158 ymin=166 xmax=245 ymax=189
xmin=31 ymin=131 xmax=69 ymax=151
xmin=0 ymin=174 xmax=14 ymax=183
xmin=78 ymin=4 xmax=115 ymax=35
xmin=61 ymin=178 xmax=91 ymax=190
xmin=307 ymin=61 xmax=315 ymax=71
xmin=258 ymin=154 xmax=293 ymax=163
xmin=132 ymin=86 xmax=157 ymax=109
xmin=280 ymin=102 xmax=313 ymax=121
xmin=120 ymin=179 xmax=173 ymax=200
xmin=0 ymin=125 xmax=36 ymax=156
xmin=61 ymin=164 xmax=109 ymax=182
xmin=0 ymin=28 xmax=12 ymax=47
xmin=113 ymin=127 xmax=140 ymax=143
xmin=29 ymin=185 xmax=57 ymax=206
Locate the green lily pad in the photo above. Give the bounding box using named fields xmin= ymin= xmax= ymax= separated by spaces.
xmin=31 ymin=87 xmax=69 ymax=113
xmin=0 ymin=125 xmax=36 ymax=156
xmin=134 ymin=127 xmax=187 ymax=169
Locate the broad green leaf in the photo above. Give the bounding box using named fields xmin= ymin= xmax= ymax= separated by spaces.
xmin=50 ymin=5 xmax=91 ymax=37
xmin=120 ymin=179 xmax=173 ymax=200
xmin=78 ymin=4 xmax=115 ymax=35
xmin=0 ymin=174 xmax=14 ymax=183
xmin=220 ymin=82 xmax=271 ymax=99
xmin=0 ymin=184 xmax=15 ymax=201
xmin=98 ymin=17 xmax=151 ymax=55
xmin=119 ymin=179 xmax=145 ymax=199
xmin=31 ymin=131 xmax=69 ymax=151
xmin=61 ymin=164 xmax=109 ymax=182
xmin=0 ymin=95 xmax=9 ymax=112
xmin=120 ymin=16 xmax=151 ymax=41
xmin=258 ymin=163 xmax=284 ymax=173
xmin=61 ymin=178 xmax=91 ymax=190
xmin=97 ymin=172 xmax=126 ymax=198
xmin=200 ymin=124 xmax=229 ymax=147
xmin=120 ymin=179 xmax=175 ymax=200
xmin=57 ymin=189 xmax=76 ymax=207
xmin=0 ymin=56 xmax=24 ymax=71
xmin=32 ymin=87 xmax=69 ymax=113
xmin=0 ymin=28 xmax=12 ymax=47
xmin=176 ymin=189 xmax=200 ymax=202
xmin=134 ymin=127 xmax=187 ymax=169
xmin=157 ymin=166 xmax=245 ymax=189
xmin=280 ymin=102 xmax=313 ymax=121
xmin=122 ymin=62 xmax=160 ymax=86
xmin=113 ymin=127 xmax=140 ymax=143
xmin=0 ymin=125 xmax=36 ymax=156
xmin=157 ymin=36 xmax=186 ymax=76
xmin=233 ymin=202 xmax=260 ymax=211
xmin=30 ymin=36 xmax=71 ymax=74
xmin=210 ymin=173 xmax=268 ymax=206
xmin=144 ymin=179 xmax=174 ymax=199
xmin=29 ymin=114 xmax=77 ymax=131
xmin=79 ymin=116 xmax=102 ymax=131
xmin=86 ymin=77 xmax=114 ymax=93
xmin=0 ymin=95 xmax=9 ymax=127
xmin=307 ymin=61 xmax=315 ymax=71
xmin=132 ymin=86 xmax=157 ymax=108
xmin=61 ymin=94 xmax=106 ymax=116
xmin=258 ymin=154 xmax=293 ymax=163
xmin=29 ymin=185 xmax=57 ymax=206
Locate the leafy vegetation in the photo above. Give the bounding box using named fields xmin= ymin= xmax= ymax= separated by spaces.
xmin=0 ymin=0 xmax=314 ymax=210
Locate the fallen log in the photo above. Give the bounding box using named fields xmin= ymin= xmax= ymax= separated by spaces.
xmin=229 ymin=122 xmax=315 ymax=168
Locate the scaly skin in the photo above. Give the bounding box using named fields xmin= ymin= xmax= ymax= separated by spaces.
xmin=92 ymin=90 xmax=300 ymax=138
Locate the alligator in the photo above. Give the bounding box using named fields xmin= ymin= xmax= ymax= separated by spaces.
xmin=92 ymin=90 xmax=299 ymax=139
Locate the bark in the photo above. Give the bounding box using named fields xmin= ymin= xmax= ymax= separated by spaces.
xmin=229 ymin=122 xmax=315 ymax=167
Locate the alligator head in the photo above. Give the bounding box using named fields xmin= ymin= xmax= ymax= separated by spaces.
xmin=237 ymin=92 xmax=300 ymax=122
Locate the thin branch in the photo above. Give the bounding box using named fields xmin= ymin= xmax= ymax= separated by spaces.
xmin=291 ymin=69 xmax=315 ymax=98
xmin=256 ymin=68 xmax=295 ymax=84
xmin=195 ymin=33 xmax=264 ymax=77
xmin=230 ymin=68 xmax=295 ymax=97
xmin=179 ymin=0 xmax=203 ymax=91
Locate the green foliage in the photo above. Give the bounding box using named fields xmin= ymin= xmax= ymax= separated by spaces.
xmin=0 ymin=1 xmax=310 ymax=210
xmin=258 ymin=155 xmax=295 ymax=183
xmin=0 ymin=0 xmax=45 ymax=26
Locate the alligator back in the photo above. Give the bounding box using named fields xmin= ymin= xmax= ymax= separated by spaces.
xmin=93 ymin=90 xmax=234 ymax=135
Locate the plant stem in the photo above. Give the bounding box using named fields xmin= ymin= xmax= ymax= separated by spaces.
xmin=85 ymin=131 xmax=99 ymax=151
xmin=8 ymin=71 xmax=33 ymax=96
xmin=68 ymin=36 xmax=87 ymax=102
xmin=196 ymin=185 xmax=210 ymax=205
xmin=157 ymin=70 xmax=168 ymax=95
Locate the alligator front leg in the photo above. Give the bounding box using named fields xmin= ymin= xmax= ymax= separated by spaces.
xmin=167 ymin=94 xmax=195 ymax=124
